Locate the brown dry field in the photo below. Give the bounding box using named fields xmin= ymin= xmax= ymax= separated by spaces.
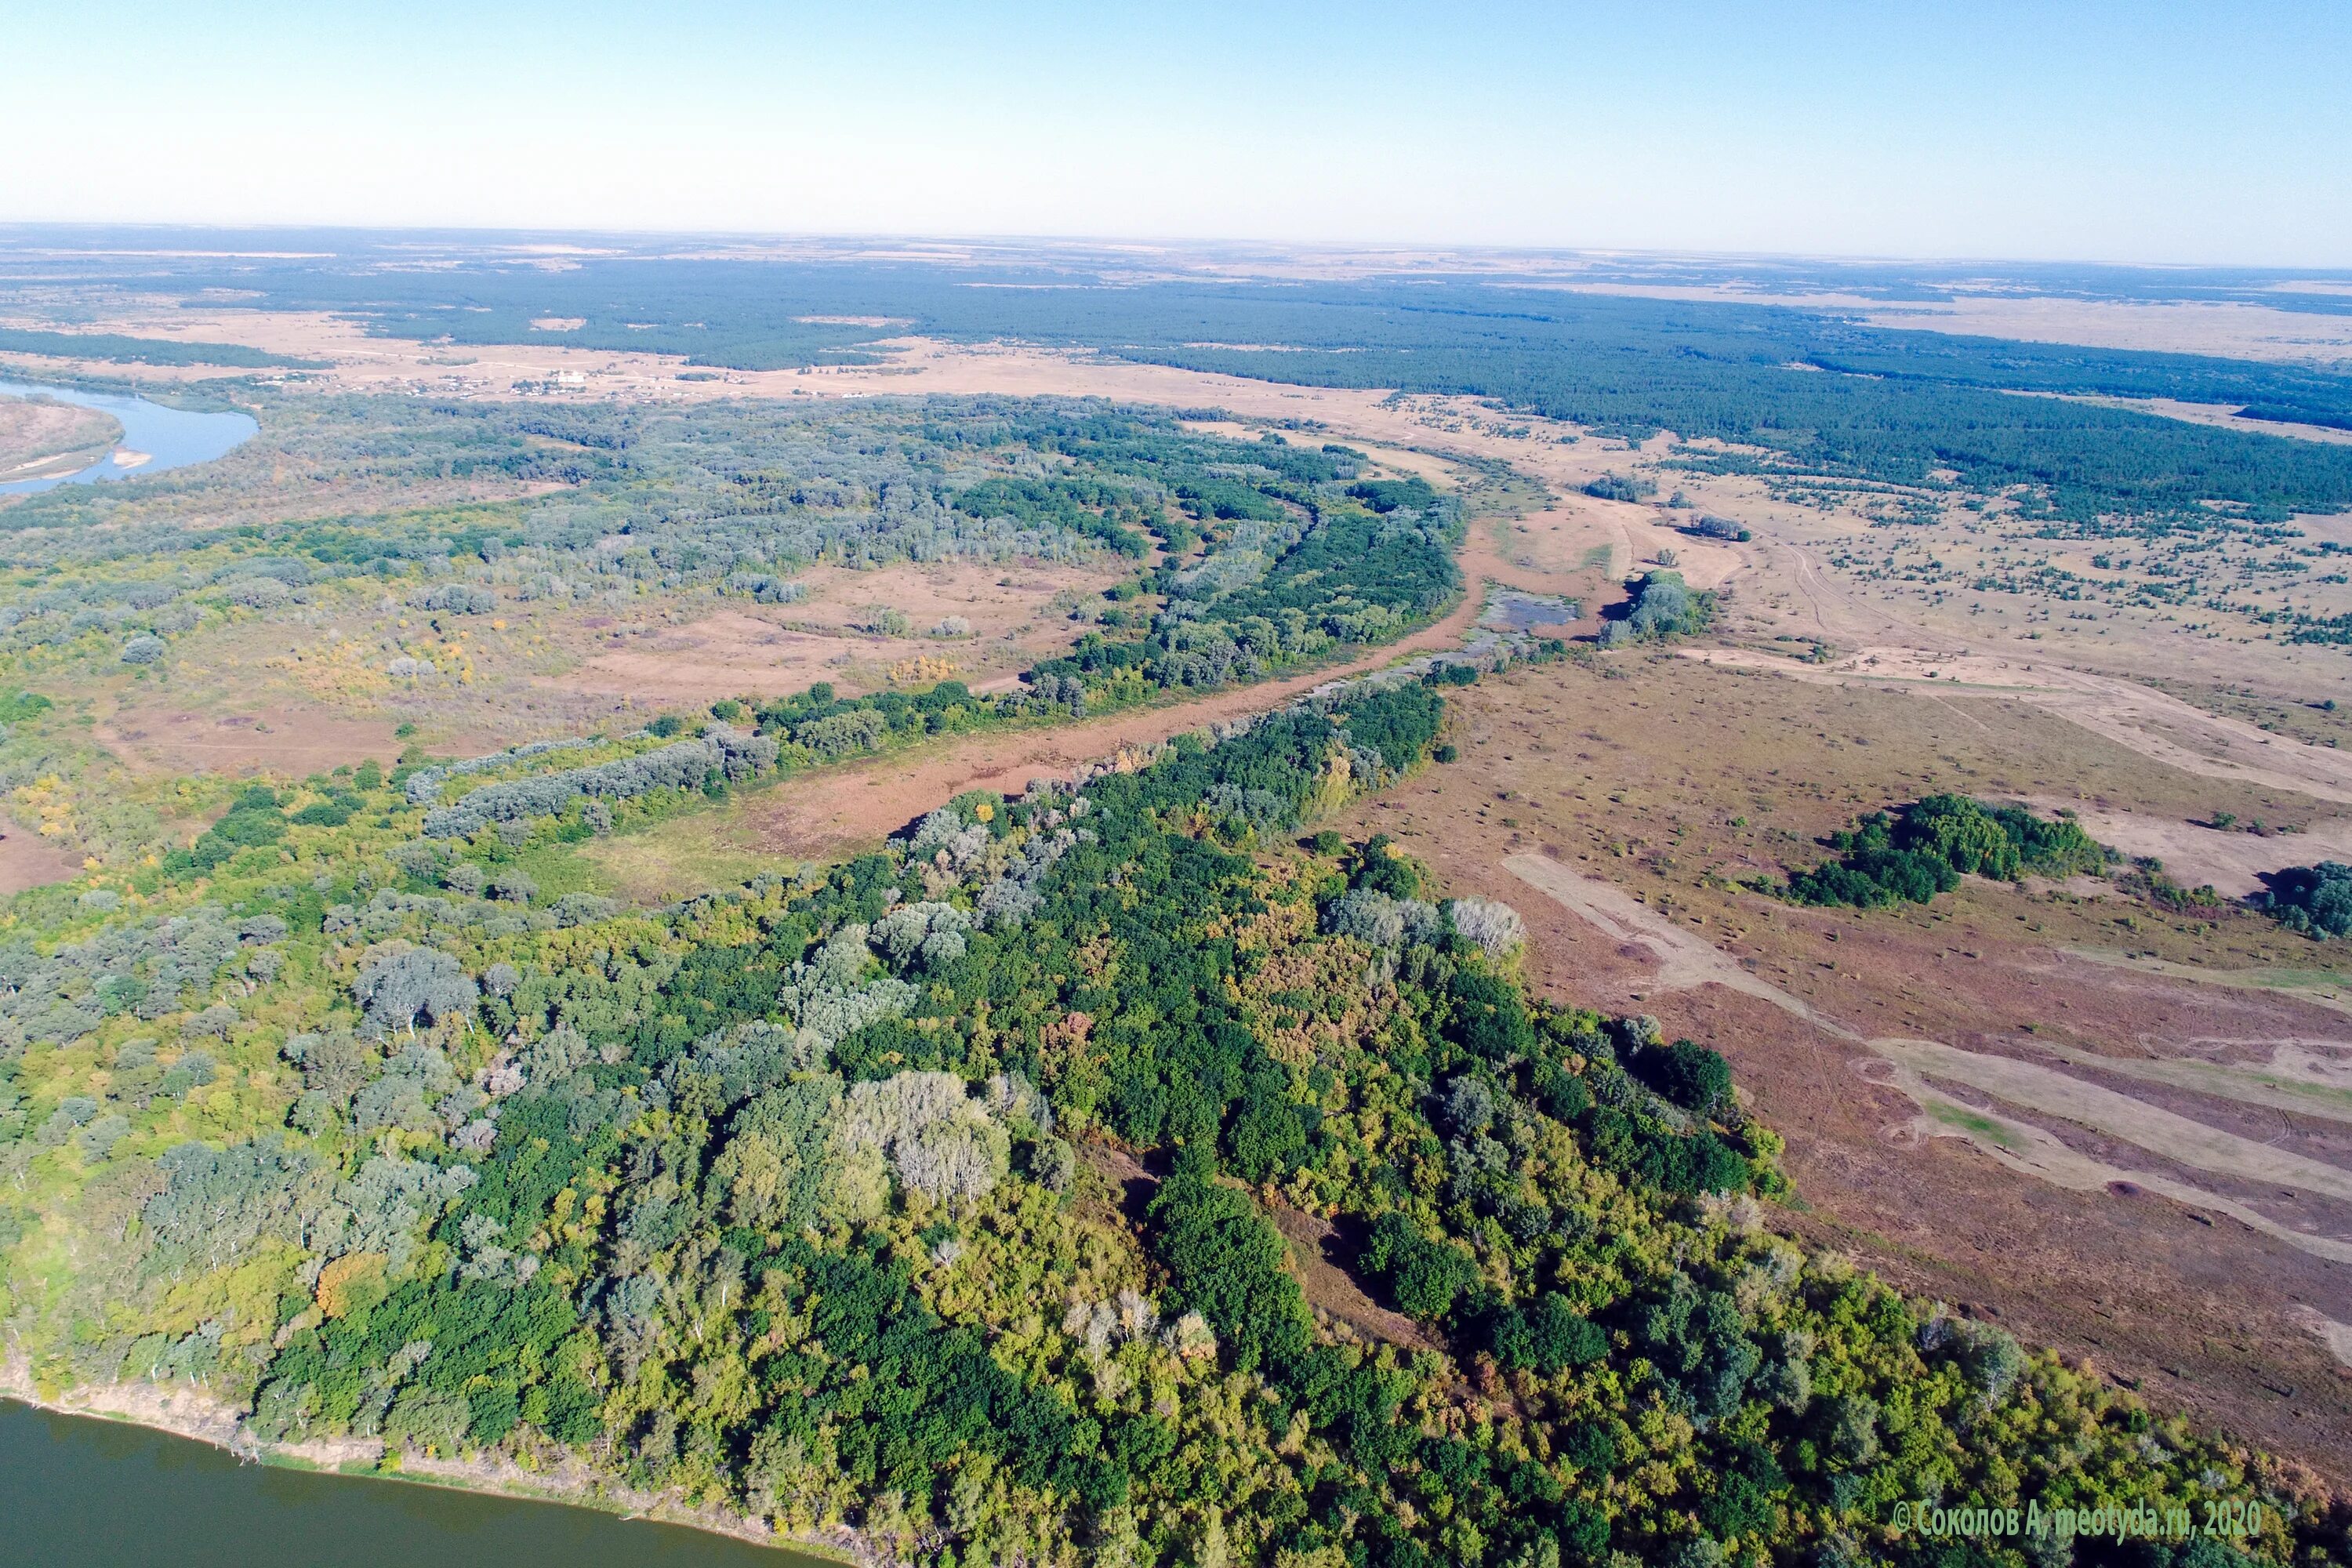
xmin=72 ymin=559 xmax=1137 ymax=779
xmin=1328 ymin=652 xmax=2352 ymax=1479
xmin=0 ymin=827 xmax=82 ymax=895
xmin=562 ymin=559 xmax=1135 ymax=703
xmin=1682 ymin=645 xmax=2352 ymax=806
xmin=93 ymin=698 xmax=405 ymax=779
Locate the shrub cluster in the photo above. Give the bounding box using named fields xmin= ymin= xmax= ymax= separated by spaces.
xmin=1784 ymin=795 xmax=2111 ymax=907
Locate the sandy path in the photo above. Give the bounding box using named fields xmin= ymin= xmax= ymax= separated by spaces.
xmin=750 ymin=563 xmax=1506 ymax=858
xmin=1875 ymin=1033 xmax=2352 ymax=1207
xmin=1500 ymin=850 xmax=2352 ymax=1264
xmin=1502 ymin=851 xmax=1828 ymax=1017
xmin=2000 ymin=1028 xmax=2352 ymax=1126
xmin=2063 ymin=946 xmax=2352 ymax=1018
xmin=1269 ymin=1206 xmax=1440 ymax=1352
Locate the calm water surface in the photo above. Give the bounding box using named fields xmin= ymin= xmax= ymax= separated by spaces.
xmin=0 ymin=1400 xmax=832 ymax=1568
xmin=0 ymin=379 xmax=257 ymax=495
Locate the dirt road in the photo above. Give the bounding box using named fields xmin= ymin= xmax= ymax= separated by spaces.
xmin=749 ymin=571 xmax=1498 ymax=858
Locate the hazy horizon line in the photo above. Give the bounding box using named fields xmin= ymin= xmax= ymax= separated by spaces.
xmin=4 ymin=222 xmax=2350 ymax=280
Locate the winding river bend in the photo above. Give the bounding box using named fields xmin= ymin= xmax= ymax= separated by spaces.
xmin=0 ymin=1400 xmax=835 ymax=1567
xmin=0 ymin=379 xmax=256 ymax=495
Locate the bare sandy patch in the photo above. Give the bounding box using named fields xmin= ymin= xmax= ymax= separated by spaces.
xmin=1539 ymin=283 xmax=2352 ymax=365
xmin=564 ymin=627 xmax=869 ymax=702
xmin=1863 ymin=296 xmax=2352 ymax=366
xmin=2299 ymin=1307 xmax=2352 ymax=1370
xmin=1269 ymin=1205 xmax=1440 ymax=1352
xmin=2039 ymin=394 xmax=2352 ymax=447
xmin=1502 ymin=851 xmax=1817 ymax=1014
xmin=1999 ymin=1027 xmax=2352 ymax=1127
xmin=2063 ymin=946 xmax=2352 ymax=1020
xmin=779 ymin=559 xmax=1127 ymax=641
xmin=1874 ymin=1033 xmax=2352 ymax=1210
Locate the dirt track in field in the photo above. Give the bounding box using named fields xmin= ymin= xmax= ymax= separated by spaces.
xmin=746 ymin=548 xmax=1512 ymax=859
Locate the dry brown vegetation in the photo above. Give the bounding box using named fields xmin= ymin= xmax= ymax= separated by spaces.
xmin=67 ymin=557 xmax=1145 ymax=779
xmin=92 ymin=698 xmax=404 ymax=779
xmin=0 ymin=828 xmax=81 ymax=895
xmin=564 ymin=559 xmax=1133 ymax=703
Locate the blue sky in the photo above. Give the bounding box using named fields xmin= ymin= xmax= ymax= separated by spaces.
xmin=7 ymin=1 xmax=2349 ymax=265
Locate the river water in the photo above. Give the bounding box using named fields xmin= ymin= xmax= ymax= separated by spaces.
xmin=0 ymin=379 xmax=257 ymax=495
xmin=0 ymin=1400 xmax=834 ymax=1567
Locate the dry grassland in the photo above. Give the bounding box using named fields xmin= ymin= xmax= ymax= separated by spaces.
xmin=1539 ymin=282 xmax=2352 ymax=366
xmin=0 ymin=828 xmax=82 ymax=895
xmin=69 ymin=557 xmax=1142 ymax=779
xmin=564 ymin=559 xmax=1134 ymax=703
xmin=93 ymin=699 xmax=403 ymax=778
xmin=1330 ymin=651 xmax=2352 ymax=1475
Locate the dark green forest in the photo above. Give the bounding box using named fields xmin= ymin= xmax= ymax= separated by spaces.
xmin=0 ymin=328 xmax=328 ymax=370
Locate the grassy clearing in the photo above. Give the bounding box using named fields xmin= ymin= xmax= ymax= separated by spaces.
xmin=1927 ymin=1101 xmax=2024 ymax=1148
xmin=571 ymin=808 xmax=780 ymax=904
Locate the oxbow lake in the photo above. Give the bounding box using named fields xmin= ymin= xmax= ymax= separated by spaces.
xmin=0 ymin=1399 xmax=837 ymax=1568
xmin=0 ymin=379 xmax=257 ymax=495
